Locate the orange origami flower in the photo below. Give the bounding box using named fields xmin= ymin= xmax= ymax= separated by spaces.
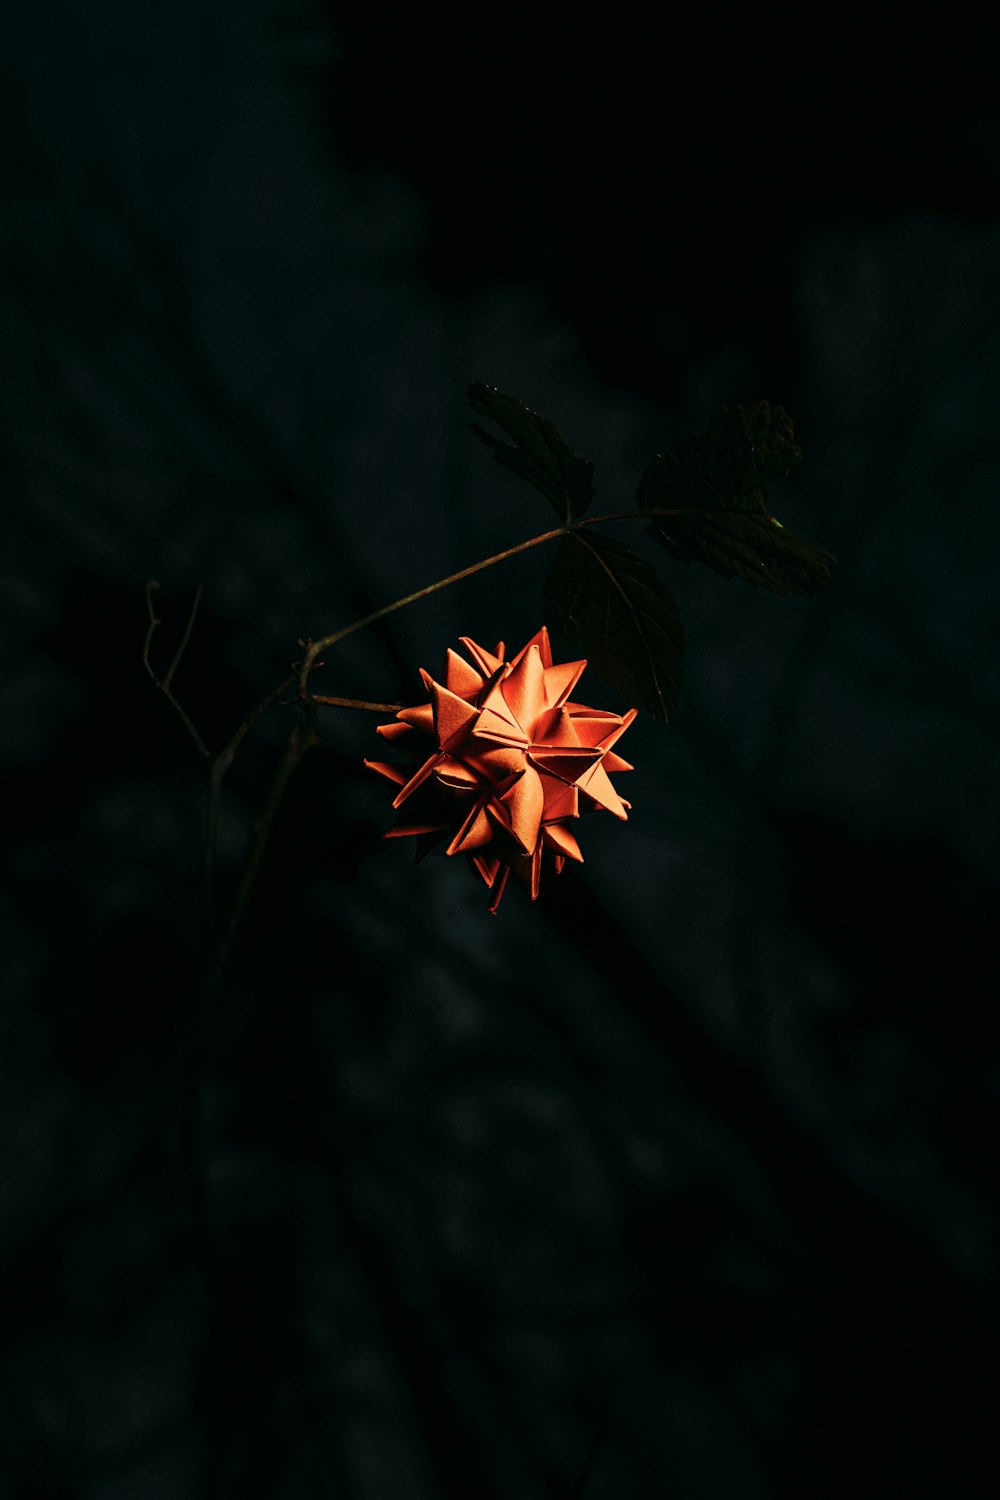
xmin=365 ymin=627 xmax=637 ymax=912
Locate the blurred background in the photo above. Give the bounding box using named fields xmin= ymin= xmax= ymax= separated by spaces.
xmin=2 ymin=5 xmax=999 ymax=1496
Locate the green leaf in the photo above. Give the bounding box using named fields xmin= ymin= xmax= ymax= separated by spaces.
xmin=637 ymin=402 xmax=834 ymax=596
xmin=468 ymin=383 xmax=595 ymax=523
xmin=543 ymin=530 xmax=683 ymax=721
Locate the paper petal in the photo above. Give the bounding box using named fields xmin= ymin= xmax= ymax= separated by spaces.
xmin=470 ymin=745 xmax=526 ymax=780
xmin=597 ymin=706 xmax=638 ymax=752
xmin=470 ymin=852 xmax=501 ymax=888
xmin=433 ymin=757 xmax=483 ymax=789
xmin=501 ymin=644 xmax=545 ymax=732
xmin=487 ymin=864 xmax=511 ymax=913
xmin=431 ymin=680 xmax=480 ymax=749
xmin=576 ymin=760 xmax=630 ymax=819
xmin=397 ymin=703 xmax=435 ymax=736
xmin=542 ymin=657 xmax=587 ymax=709
xmin=531 ymin=704 xmax=580 ymax=746
xmin=509 ymin=626 xmax=552 ymax=668
xmin=529 ymin=748 xmax=600 ymax=785
xmin=443 ymin=647 xmax=485 ymax=698
xmin=538 ymin=775 xmax=579 ymax=822
xmin=500 ymin=766 xmax=545 ymax=853
xmin=473 ymin=680 xmax=530 ymax=747
xmin=564 ymin=709 xmax=623 ymax=747
xmin=384 ymin=810 xmax=452 ymax=838
xmin=364 ymin=758 xmax=410 ymax=787
xmin=459 ymin=636 xmax=505 ymax=678
xmin=446 ymin=799 xmax=494 ymax=854
xmin=391 ymin=754 xmax=440 ymax=808
xmin=543 ymin=821 xmax=584 ymax=862
xmin=376 ymin=720 xmax=412 ymax=741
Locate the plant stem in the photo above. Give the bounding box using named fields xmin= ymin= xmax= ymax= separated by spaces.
xmin=575 ymin=506 xmax=694 ymax=526
xmin=162 ymin=582 xmax=204 ymax=692
xmin=295 ymin=509 xmax=701 ymax=696
xmin=297 ymin=526 xmax=566 ymax=695
xmin=199 ymin=674 xmax=297 ymax=896
xmin=311 ymin=695 xmax=404 ymax=713
xmin=143 ymin=580 xmax=211 ymax=760
xmin=209 ymin=713 xmax=320 ymax=992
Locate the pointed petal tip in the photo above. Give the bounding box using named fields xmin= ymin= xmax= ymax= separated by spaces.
xmin=459 ymin=636 xmax=505 ymax=678
xmin=487 ymin=863 xmax=511 ymax=913
xmin=364 ymin=758 xmax=409 ymax=786
xmin=376 ymin=720 xmax=411 ymax=741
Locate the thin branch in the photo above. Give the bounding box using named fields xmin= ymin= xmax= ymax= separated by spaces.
xmin=297 ymin=526 xmax=566 ymax=695
xmin=292 ymin=511 xmax=725 ymax=700
xmin=199 ymin=757 xmax=228 ymax=898
xmin=143 ymin=580 xmax=211 ymax=760
xmin=312 ymin=695 xmax=404 ymax=713
xmin=199 ymin=672 xmax=297 ymax=892
xmin=220 ymin=673 xmax=297 ymax=763
xmin=142 ymin=578 xmax=162 ymax=679
xmin=577 ymin=506 xmax=713 ymax=526
xmin=209 ymin=715 xmax=320 ymax=990
xmin=162 ymin=582 xmax=204 ymax=692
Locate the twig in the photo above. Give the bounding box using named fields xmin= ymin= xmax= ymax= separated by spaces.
xmin=162 ymin=581 xmax=204 ymax=692
xmin=221 ymin=673 xmax=297 ymax=762
xmin=208 ymin=713 xmax=320 ymax=991
xmin=198 ymin=673 xmax=297 ymax=891
xmin=291 ymin=506 xmax=721 ymax=700
xmin=296 ymin=526 xmax=566 ymax=696
xmin=143 ymin=580 xmax=211 ymax=760
xmin=312 ymin=695 xmax=404 ymax=713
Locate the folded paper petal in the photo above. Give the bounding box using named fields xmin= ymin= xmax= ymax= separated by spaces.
xmin=391 ymin=753 xmax=440 ymax=808
xmin=529 ymin=748 xmax=601 ymax=786
xmin=542 ymin=658 xmax=588 ymax=710
xmin=364 ymin=758 xmax=410 ymax=786
xmin=431 ymin=680 xmax=480 ymax=749
xmin=470 ymin=851 xmax=501 ymax=888
xmin=397 ymin=703 xmax=435 ymax=735
xmin=575 ymin=760 xmax=630 ymax=819
xmin=538 ymin=776 xmax=579 ymax=823
xmin=376 ymin=720 xmax=413 ymax=742
xmin=500 ymin=766 xmax=545 ymax=854
xmin=446 ymin=799 xmax=495 ymax=854
xmin=433 ymin=757 xmax=483 ymax=789
xmin=502 ymin=644 xmax=546 ymax=729
xmin=459 ymin=637 xmax=505 ymax=678
xmin=444 ymin=647 xmax=485 ymax=698
xmin=542 ymin=821 xmax=583 ymax=863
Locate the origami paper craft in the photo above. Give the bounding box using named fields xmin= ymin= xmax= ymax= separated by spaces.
xmin=366 ymin=627 xmax=637 ymax=912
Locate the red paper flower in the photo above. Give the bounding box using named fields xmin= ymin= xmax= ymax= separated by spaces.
xmin=366 ymin=627 xmax=637 ymax=912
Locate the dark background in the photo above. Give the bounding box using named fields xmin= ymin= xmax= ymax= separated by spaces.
xmin=2 ymin=6 xmax=999 ymax=1497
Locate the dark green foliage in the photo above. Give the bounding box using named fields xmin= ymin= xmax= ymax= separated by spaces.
xmin=636 ymin=403 xmax=834 ymax=596
xmin=468 ymin=384 xmax=595 ymax=523
xmin=544 ymin=532 xmax=683 ymax=722
xmin=468 ymin=387 xmax=831 ymax=719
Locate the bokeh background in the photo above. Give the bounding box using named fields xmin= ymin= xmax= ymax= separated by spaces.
xmin=2 ymin=7 xmax=999 ymax=1497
